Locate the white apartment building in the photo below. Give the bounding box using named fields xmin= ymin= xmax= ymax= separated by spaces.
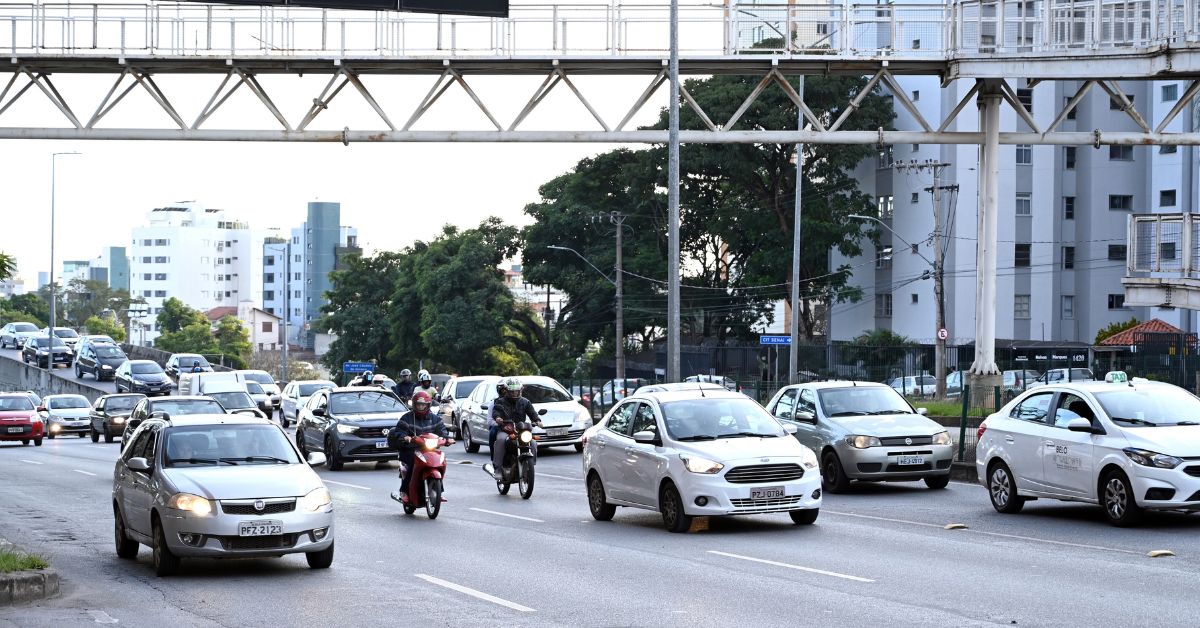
xmin=131 ymin=203 xmax=268 ymax=344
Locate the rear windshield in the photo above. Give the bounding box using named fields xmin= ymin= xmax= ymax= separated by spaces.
xmin=53 ymin=329 xmax=79 ymax=339
xmin=245 ymin=382 xmax=265 ymax=395
xmin=453 ymin=379 xmax=485 ymax=399
xmin=242 ymin=372 xmax=274 ymax=385
xmin=0 ymin=397 xmax=34 ymax=411
xmin=149 ymin=399 xmax=225 ymax=415
xmin=12 ymin=323 xmax=37 ymax=332
xmin=521 ymin=381 xmax=572 ymax=404
xmin=209 ymin=392 xmax=255 ymax=410
xmin=94 ymin=345 xmax=125 ymax=359
xmin=104 ymin=396 xmax=145 ymax=411
xmin=298 ymin=383 xmax=333 ymax=396
xmin=131 ymin=363 xmax=163 ymax=375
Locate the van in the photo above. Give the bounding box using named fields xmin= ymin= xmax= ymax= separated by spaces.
xmin=177 ymin=371 xmax=238 ymax=397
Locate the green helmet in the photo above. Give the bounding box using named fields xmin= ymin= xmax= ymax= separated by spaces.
xmin=502 ymin=376 xmax=523 ymax=398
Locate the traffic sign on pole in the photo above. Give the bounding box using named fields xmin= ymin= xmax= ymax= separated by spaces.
xmin=342 ymin=361 xmax=375 ymax=373
xmin=937 ymin=328 xmax=949 ymax=341
xmin=759 ymin=335 xmax=792 ymax=345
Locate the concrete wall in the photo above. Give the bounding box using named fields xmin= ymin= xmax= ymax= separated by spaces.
xmin=0 ymin=355 xmax=109 ymax=403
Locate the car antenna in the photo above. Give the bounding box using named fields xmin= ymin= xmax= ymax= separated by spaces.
xmin=698 ymin=384 xmax=706 ymax=397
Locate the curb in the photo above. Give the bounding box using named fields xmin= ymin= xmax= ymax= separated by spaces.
xmin=0 ymin=569 xmax=60 ymax=606
xmin=950 ymin=461 xmax=978 ymax=485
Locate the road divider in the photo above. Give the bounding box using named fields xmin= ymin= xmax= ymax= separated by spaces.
xmin=707 ymin=550 xmax=875 ymax=583
xmin=415 ymin=574 xmax=535 ymax=612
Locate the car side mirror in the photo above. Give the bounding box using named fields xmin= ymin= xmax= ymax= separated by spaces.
xmin=1066 ymin=417 xmax=1101 ymax=434
xmin=916 ymin=407 xmax=929 ymax=416
xmin=36 ymin=406 xmax=46 ymax=413
xmin=231 ymin=409 xmax=260 ymax=417
xmin=632 ymin=430 xmax=660 ymax=445
xmin=126 ymin=457 xmax=151 ymax=472
xmin=782 ymin=423 xmax=798 ymax=435
xmin=795 ymin=410 xmax=816 ymax=423
xmin=537 ymin=408 xmax=548 ymax=416
xmin=306 ymin=452 xmax=327 ymax=467
xmin=479 ymin=404 xmax=489 ymax=411
xmin=311 ymin=408 xmax=326 ymax=417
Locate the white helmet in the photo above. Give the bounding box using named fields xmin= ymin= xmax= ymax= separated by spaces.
xmin=417 ymin=369 xmax=432 ymax=384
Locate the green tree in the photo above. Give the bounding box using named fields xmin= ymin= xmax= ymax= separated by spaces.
xmin=85 ymin=315 xmax=127 ymax=342
xmin=156 ymin=297 xmax=207 ymax=335
xmin=0 ymin=308 xmax=42 ymax=327
xmin=0 ymin=252 xmax=14 ymax=282
xmin=1095 ymin=317 xmax=1140 ymax=345
xmin=320 ymin=251 xmax=406 ymax=375
xmin=62 ymin=279 xmax=138 ymax=331
xmin=155 ymin=322 xmax=219 ymax=355
xmin=7 ymin=293 xmax=50 ymax=325
xmin=214 ymin=315 xmax=252 ymax=367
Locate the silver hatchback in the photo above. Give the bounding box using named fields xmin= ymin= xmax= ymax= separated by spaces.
xmin=112 ymin=414 xmax=334 ymax=576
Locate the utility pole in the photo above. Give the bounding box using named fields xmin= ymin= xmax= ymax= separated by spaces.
xmin=666 ymin=0 xmax=681 ymax=383
xmin=897 ymin=159 xmax=951 ymax=398
xmin=592 ymin=212 xmax=629 ymax=381
xmin=788 ymin=77 xmax=805 ymax=385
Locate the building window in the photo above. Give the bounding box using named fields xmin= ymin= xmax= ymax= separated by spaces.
xmin=293 ymin=254 xmax=302 ymax=263
xmin=1064 ymin=97 xmax=1077 ymax=120
xmin=877 ymin=146 xmax=894 ymax=168
xmin=1015 ymin=193 xmax=1032 ymax=215
xmin=876 ymin=246 xmax=893 ymax=269
xmin=1162 ymin=242 xmax=1177 ymax=260
xmin=142 ymin=290 xmax=152 ymax=297
xmin=1109 ymin=195 xmax=1133 ymax=211
xmin=293 ymin=273 xmax=302 ymax=281
xmin=1161 ymin=189 xmax=1177 ymax=207
xmin=911 ymin=90 xmax=919 ymax=101
xmin=293 ymin=290 xmax=302 ymax=299
xmin=1014 ymin=294 xmax=1031 ymax=319
xmin=224 ymin=291 xmax=231 ymax=298
xmin=876 ymin=195 xmax=894 ymax=218
xmin=264 ymin=290 xmax=275 ymax=301
xmin=911 ymin=38 xmax=920 ymax=49
xmin=875 ymin=293 xmax=893 ymax=317
xmin=911 ymin=293 xmax=919 ymax=304
xmin=216 ymin=258 xmax=225 ymax=266
xmin=1109 ymin=145 xmax=1133 ymax=161
xmin=142 ymin=273 xmax=152 ymax=281
xmin=1108 ymin=294 xmax=1126 ymax=309
xmin=1064 ymin=196 xmax=1075 ymax=220
xmin=911 ymin=192 xmax=920 ymax=204
xmin=141 ymin=239 xmax=152 ymax=246
xmin=911 ymin=144 xmax=920 ymax=152
xmin=1109 ymin=94 xmax=1134 ymax=110
xmin=262 ymin=321 xmax=273 ymax=333
xmin=224 ymin=258 xmax=232 ymax=264
xmin=1016 ymin=145 xmax=1032 ymax=164
xmin=264 ymin=273 xmax=274 ymax=283
xmin=1163 ymin=84 xmax=1179 ymax=101
xmin=1161 ymin=145 xmax=1178 ymax=154
xmin=154 ymin=290 xmax=167 ymax=297
xmin=217 ymin=274 xmax=225 ymax=281
xmin=141 ymin=256 xmax=152 ymax=263
xmin=292 ymin=236 xmax=299 ymax=244
xmin=1017 ymin=88 xmax=1033 ymax=110
xmin=1015 ymin=243 xmax=1031 ymax=267
xmin=1062 ymin=246 xmax=1075 ymax=269
xmin=1065 ymin=147 xmax=1076 ymax=169
xmin=154 ymin=239 xmax=168 ymax=246
xmin=1062 ymin=295 xmax=1075 ymax=319
xmin=265 ymin=255 xmax=275 ymax=266
xmin=154 ymin=273 xmax=167 ymax=281
xmin=293 ymin=308 xmax=301 ymax=317
xmin=154 ymin=256 xmax=168 ymax=264
xmin=1108 ymin=244 xmax=1128 ymax=260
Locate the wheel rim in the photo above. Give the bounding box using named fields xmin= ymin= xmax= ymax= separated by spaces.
xmin=990 ymin=467 xmax=1011 ymax=508
xmin=662 ymin=488 xmax=679 ymax=526
xmin=1105 ymin=478 xmax=1128 ymax=519
xmin=589 ymin=478 xmax=604 ymax=512
xmin=114 ymin=513 xmax=124 ymax=549
xmin=462 ymin=425 xmax=472 ymax=451
xmin=153 ymin=525 xmax=163 ymax=569
xmin=823 ymin=456 xmax=838 ymax=484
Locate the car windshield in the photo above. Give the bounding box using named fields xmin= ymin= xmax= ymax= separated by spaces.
xmin=163 ymin=424 xmax=300 ymax=467
xmin=32 ymin=336 xmax=67 ymax=348
xmin=151 ymin=399 xmax=226 ymax=415
xmin=330 ymin=390 xmax=407 ymax=415
xmin=0 ymin=397 xmax=34 ymax=411
xmin=661 ymin=397 xmax=786 ymax=440
xmin=53 ymin=329 xmax=78 ymax=339
xmin=817 ymin=387 xmax=915 ymax=416
xmin=521 ymin=381 xmax=572 ymax=404
xmin=454 ymin=379 xmax=484 ymax=399
xmin=105 ymin=396 xmax=144 ymax=411
xmin=1095 ymin=387 xmax=1200 ymax=427
xmin=245 ymin=382 xmax=265 ymax=395
xmin=94 ymin=345 xmax=124 ymax=359
xmin=131 ymin=362 xmax=163 ymax=375
xmin=209 ymin=392 xmax=255 ymax=410
xmin=12 ymin=323 xmax=37 ymax=332
xmin=242 ymin=372 xmax=274 ymax=385
xmin=298 ymin=383 xmax=333 ymax=397
xmin=178 ymin=355 xmax=209 ymax=367
xmin=48 ymin=396 xmax=89 ymax=409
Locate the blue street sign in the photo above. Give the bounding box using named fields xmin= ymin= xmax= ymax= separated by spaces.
xmin=342 ymin=361 xmax=375 ymax=373
xmin=759 ymin=335 xmax=792 ymax=346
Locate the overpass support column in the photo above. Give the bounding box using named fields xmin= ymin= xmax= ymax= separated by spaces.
xmin=970 ymin=80 xmax=1003 ymax=393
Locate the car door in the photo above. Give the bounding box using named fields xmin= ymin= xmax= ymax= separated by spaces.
xmin=794 ymin=388 xmax=829 ymax=452
xmin=1041 ymin=392 xmax=1098 ymax=498
xmin=473 ymin=384 xmax=499 ymax=436
xmin=624 ymin=402 xmax=667 ymax=507
xmin=769 ymin=388 xmax=798 ymax=422
xmin=116 ymin=427 xmax=148 ymax=525
xmin=127 ymin=423 xmax=162 ymax=535
xmin=304 ymin=392 xmax=330 ymax=449
xmin=592 ymin=401 xmax=637 ymax=502
xmin=118 ymin=426 xmax=153 ymax=535
xmin=1003 ymin=391 xmax=1058 ymax=492
xmin=90 ymin=397 xmax=104 ymax=432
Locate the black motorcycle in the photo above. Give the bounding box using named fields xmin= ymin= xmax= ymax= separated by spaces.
xmin=484 ymin=420 xmax=541 ymax=499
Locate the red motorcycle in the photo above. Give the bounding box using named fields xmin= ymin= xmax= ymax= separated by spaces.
xmin=391 ymin=433 xmax=450 ymax=519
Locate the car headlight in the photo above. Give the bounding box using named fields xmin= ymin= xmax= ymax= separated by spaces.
xmin=336 ymin=423 xmax=358 ymax=434
xmin=680 ymin=455 xmax=724 ymax=474
xmin=167 ymin=493 xmax=213 ymax=516
xmin=297 ymin=487 xmax=332 ymax=512
xmin=574 ymin=409 xmax=593 ymax=428
xmin=112 ymin=417 xmax=125 ymax=424
xmin=30 ymin=415 xmax=42 ymax=424
xmin=1123 ymin=448 xmax=1183 ymax=469
xmin=846 ymin=435 xmax=882 ymax=449
xmin=799 ymin=446 xmax=819 ymax=470
xmin=932 ymin=431 xmax=953 ymax=446
xmin=102 ymin=365 xmax=113 ymax=370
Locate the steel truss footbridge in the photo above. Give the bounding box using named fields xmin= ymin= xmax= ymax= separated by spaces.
xmin=5 ymin=0 xmax=1200 ymax=375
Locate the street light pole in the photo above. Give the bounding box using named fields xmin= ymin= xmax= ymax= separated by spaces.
xmin=48 ymin=151 xmax=80 ymax=334
xmin=548 ymin=244 xmax=623 ymax=380
xmin=666 ymin=0 xmax=681 ymax=383
xmin=268 ymin=243 xmax=289 ymax=383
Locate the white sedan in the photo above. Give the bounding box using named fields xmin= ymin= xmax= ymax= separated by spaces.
xmin=976 ymin=379 xmax=1200 ymax=526
xmin=280 ymin=380 xmax=335 ymax=427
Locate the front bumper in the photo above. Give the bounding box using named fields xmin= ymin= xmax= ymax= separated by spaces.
xmin=535 ymin=427 xmax=587 ymax=447
xmin=336 ymin=431 xmax=399 ymax=461
xmin=0 ymin=423 xmax=42 ymax=440
xmin=678 ymin=471 xmax=822 ymax=517
xmin=48 ymin=419 xmax=90 ymax=435
xmin=130 ymin=381 xmax=172 ymax=395
xmin=101 ymin=418 xmax=127 ymax=437
xmin=1131 ymin=464 xmax=1200 ymax=510
xmin=159 ymin=502 xmax=334 ymax=558
xmin=840 ymin=444 xmax=955 ymax=481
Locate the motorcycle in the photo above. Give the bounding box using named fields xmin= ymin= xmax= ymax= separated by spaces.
xmin=483 ymin=420 xmax=542 ymax=499
xmin=390 ymin=432 xmax=450 ymax=519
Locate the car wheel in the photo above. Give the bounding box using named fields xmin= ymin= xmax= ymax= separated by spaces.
xmin=1102 ymin=469 xmax=1144 ymax=527
xmin=47 ymin=432 xmax=55 ymax=440
xmin=924 ymin=474 xmax=951 ymax=490
xmin=114 ymin=506 xmax=139 ymax=559
xmin=987 ymin=461 xmax=1025 ymax=514
xmin=574 ymin=443 xmax=584 ymax=453
xmin=821 ymin=451 xmax=851 ymax=494
xmin=152 ymin=516 xmax=180 ymax=576
xmin=659 ymin=482 xmax=693 ymax=533
xmin=789 ymin=509 xmax=819 ymax=525
xmin=78 ymin=432 xmax=86 ymax=439
xmin=463 ymin=423 xmax=480 ymax=454
xmin=90 ymin=428 xmax=99 ymax=443
xmin=104 ymin=431 xmax=114 ymax=444
xmin=75 ymin=364 xmax=83 ymax=378
xmin=325 ymin=435 xmax=343 ymax=471
xmin=20 ymin=439 xmax=29 ymax=446
xmin=33 ymin=438 xmax=41 ymax=446
xmin=296 ymin=432 xmax=309 ymax=458
xmin=587 ymin=473 xmax=616 ymax=521
xmin=306 ymin=540 xmax=334 ymax=569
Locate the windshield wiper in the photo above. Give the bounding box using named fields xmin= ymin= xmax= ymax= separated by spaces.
xmin=1110 ymin=417 xmax=1158 ymax=426
xmin=867 ymin=410 xmax=912 ymax=415
xmin=173 ymin=457 xmax=230 ymax=466
xmin=728 ymin=431 xmax=780 ymax=438
xmin=829 ymin=411 xmax=869 ymax=417
xmin=1172 ymin=421 xmax=1200 ymax=426
xmin=676 ymin=435 xmax=718 ymax=441
xmin=236 ymin=456 xmax=291 ymax=464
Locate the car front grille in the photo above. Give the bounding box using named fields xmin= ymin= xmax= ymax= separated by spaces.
xmin=724 ymin=464 xmax=805 ymax=484
xmin=880 ymin=435 xmax=934 ymax=446
xmin=885 ymin=462 xmax=933 ymax=472
xmin=1184 ymin=466 xmax=1200 ymax=478
xmin=355 ymin=427 xmax=389 ymax=439
xmin=220 ymin=534 xmax=297 ymax=551
xmin=730 ymin=495 xmax=804 ymax=512
xmin=221 ymin=499 xmax=296 ymax=515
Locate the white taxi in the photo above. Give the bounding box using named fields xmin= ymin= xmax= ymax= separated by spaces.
xmin=976 ymin=378 xmax=1200 ymax=526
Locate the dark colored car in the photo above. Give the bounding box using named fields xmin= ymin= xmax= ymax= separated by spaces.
xmin=0 ymin=393 xmax=44 ymax=446
xmin=121 ymin=396 xmax=228 ymax=441
xmin=295 ymin=387 xmax=409 ymax=471
xmin=114 ymin=360 xmax=174 ymax=396
xmin=21 ymin=335 xmax=73 ymax=368
xmin=75 ymin=342 xmax=128 ymax=381
xmin=89 ymin=393 xmax=146 ymax=443
xmin=165 ymin=353 xmax=213 ymax=379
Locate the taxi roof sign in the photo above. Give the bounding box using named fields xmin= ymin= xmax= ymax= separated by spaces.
xmin=1105 ymin=370 xmax=1129 ymax=383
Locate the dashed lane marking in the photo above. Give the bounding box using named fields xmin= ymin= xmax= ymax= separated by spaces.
xmin=72 ymin=469 xmax=97 ymax=476
xmin=469 ymin=507 xmax=545 ymax=523
xmin=707 ymin=550 xmax=875 ymax=583
xmin=415 ymin=574 xmax=535 ymax=612
xmin=323 ymin=479 xmax=371 ymax=490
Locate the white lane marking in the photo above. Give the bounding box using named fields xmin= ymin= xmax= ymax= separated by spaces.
xmin=87 ymin=610 xmax=119 ymax=624
xmin=323 ymin=479 xmax=370 ymax=490
xmin=19 ymin=459 xmax=42 ymax=465
xmin=72 ymin=469 xmax=97 ymax=477
xmin=707 ymin=550 xmax=875 ymax=583
xmin=824 ymin=510 xmax=1142 ymax=555
xmin=469 ymin=507 xmax=545 ymax=523
xmin=416 ymin=574 xmax=535 ymax=612
xmin=537 ymin=472 xmax=580 ymax=481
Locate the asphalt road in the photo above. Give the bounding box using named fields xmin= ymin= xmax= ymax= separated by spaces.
xmin=3 ymin=418 xmax=1200 ymax=628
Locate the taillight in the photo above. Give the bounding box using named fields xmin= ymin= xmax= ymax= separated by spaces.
xmin=976 ymin=423 xmax=987 ymax=440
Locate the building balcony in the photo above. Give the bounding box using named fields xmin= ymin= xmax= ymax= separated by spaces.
xmin=1123 ymin=213 xmax=1200 ymax=309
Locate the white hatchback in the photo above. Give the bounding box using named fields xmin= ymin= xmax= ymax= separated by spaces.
xmin=976 ymin=379 xmax=1200 ymax=526
xmin=581 ymin=389 xmax=822 ymax=532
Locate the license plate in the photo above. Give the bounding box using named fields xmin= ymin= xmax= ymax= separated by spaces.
xmin=238 ymin=520 xmax=283 ymax=537
xmin=375 ymin=440 xmax=389 ymax=449
xmin=6 ymin=426 xmax=22 ymax=433
xmin=548 ymin=427 xmax=568 ymax=437
xmin=897 ymin=455 xmax=925 ymax=466
xmin=750 ymin=486 xmax=786 ymax=500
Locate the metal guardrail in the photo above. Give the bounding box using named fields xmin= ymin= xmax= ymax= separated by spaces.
xmin=1127 ymin=213 xmax=1200 ymax=275
xmin=0 ymin=0 xmax=1197 ymax=59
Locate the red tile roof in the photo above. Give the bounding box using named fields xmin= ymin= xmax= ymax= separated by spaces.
xmin=205 ymin=306 xmax=237 ymax=321
xmin=1100 ymin=318 xmax=1185 ymax=346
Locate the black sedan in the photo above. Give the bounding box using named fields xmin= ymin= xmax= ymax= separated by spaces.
xmin=21 ymin=335 xmax=72 ymax=368
xmin=295 ymin=387 xmax=409 ymax=471
xmin=74 ymin=342 xmax=127 ymax=381
xmin=89 ymin=393 xmax=146 ymax=443
xmin=113 ymin=360 xmax=174 ymax=396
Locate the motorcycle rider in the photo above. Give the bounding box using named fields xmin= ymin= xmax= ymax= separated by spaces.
xmin=191 ymin=359 xmax=204 ymax=373
xmin=354 ymin=370 xmax=376 ymax=387
xmin=414 ymin=369 xmax=438 ymax=400
xmin=490 ymin=376 xmax=542 ymax=480
xmin=393 ymin=369 xmax=416 ymax=402
xmin=389 ymin=391 xmax=452 ymax=503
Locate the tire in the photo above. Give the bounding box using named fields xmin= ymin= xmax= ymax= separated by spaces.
xmin=497 ymin=476 xmax=511 ymax=495
xmin=325 ymin=435 xmax=343 ymax=471
xmin=91 ymin=428 xmax=99 ymax=443
xmin=279 ymin=417 xmax=289 ymax=429
xmin=1102 ymin=469 xmax=1144 ymax=527
xmin=987 ymin=461 xmax=1025 ymax=514
xmin=20 ymin=439 xmax=29 ymax=446
xmin=47 ymin=431 xmax=55 ymax=440
xmin=78 ymin=432 xmax=86 ymax=438
xmin=574 ymin=443 xmax=584 ymax=453
xmin=659 ymin=482 xmax=693 ymax=533
xmin=403 ymin=502 xmax=417 ymax=515
xmin=104 ymin=431 xmax=114 ymax=444
xmin=587 ymin=473 xmax=616 ymax=521
xmin=296 ymin=432 xmax=309 ymax=458
xmin=152 ymin=517 xmax=180 ymax=576
xmin=114 ymin=506 xmax=139 ymax=559
xmin=821 ymin=451 xmax=851 ymax=494
xmin=924 ymin=474 xmax=951 ymax=490
xmin=306 ymin=541 xmax=334 ymax=569
xmin=75 ymin=364 xmax=83 ymax=378
xmin=519 ymin=459 xmax=535 ymax=500
xmin=463 ymin=423 xmax=480 ymax=453
xmin=34 ymin=438 xmax=41 ymax=446
xmin=789 ymin=509 xmax=819 ymax=525
xmin=425 ymin=478 xmax=443 ymax=519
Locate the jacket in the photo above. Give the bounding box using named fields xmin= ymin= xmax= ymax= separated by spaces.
xmin=394 ymin=380 xmax=416 ymax=400
xmin=490 ymin=395 xmax=539 ymax=427
xmin=388 ymin=410 xmax=448 ymax=449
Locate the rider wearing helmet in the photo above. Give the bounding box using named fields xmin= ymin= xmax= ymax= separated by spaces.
xmin=490 ymin=376 xmax=542 ymax=480
xmin=414 ymin=369 xmax=438 ymax=400
xmin=354 ymin=370 xmax=375 ymax=387
xmin=191 ymin=359 xmax=204 ymax=373
xmin=393 ymin=368 xmax=416 ymax=402
xmin=389 ymin=391 xmax=452 ymax=504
